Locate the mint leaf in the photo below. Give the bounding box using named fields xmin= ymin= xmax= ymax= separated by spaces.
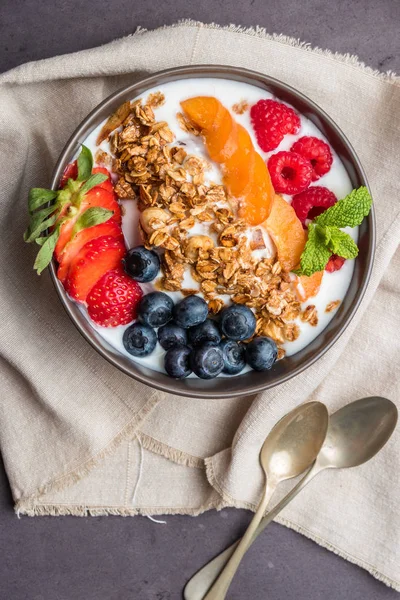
xmin=299 ymin=223 xmax=331 ymax=276
xmin=316 ymin=186 xmax=372 ymax=228
xmin=73 ymin=207 xmax=113 ymax=235
xmin=28 ymin=188 xmax=57 ymax=213
xmin=77 ymin=145 xmax=93 ymax=181
xmin=24 ymin=204 xmax=58 ymax=242
xmin=327 ymin=227 xmax=359 ymax=259
xmin=33 ymin=227 xmax=60 ymax=274
xmin=78 ymin=173 xmax=108 ymax=197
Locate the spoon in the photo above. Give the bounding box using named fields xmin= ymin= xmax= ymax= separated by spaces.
xmin=184 ymin=396 xmax=398 ymax=600
xmin=202 ymin=401 xmax=329 ymax=600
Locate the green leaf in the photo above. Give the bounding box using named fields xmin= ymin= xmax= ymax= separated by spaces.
xmin=316 ymin=186 xmax=372 ymax=228
xmin=33 ymin=227 xmax=60 ymax=274
xmin=73 ymin=207 xmax=113 ymax=235
xmin=299 ymin=223 xmax=332 ymax=277
xmin=327 ymin=227 xmax=359 ymax=259
xmin=28 ymin=188 xmax=57 ymax=213
xmin=77 ymin=145 xmax=93 ymax=181
xmin=78 ymin=173 xmax=108 ymax=197
xmin=24 ymin=207 xmax=58 ymax=242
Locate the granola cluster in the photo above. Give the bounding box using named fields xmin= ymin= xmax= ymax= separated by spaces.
xmin=95 ymin=96 xmax=320 ymax=352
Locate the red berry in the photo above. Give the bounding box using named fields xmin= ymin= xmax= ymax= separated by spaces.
xmin=267 ymin=151 xmax=313 ymax=195
xmin=291 ymin=186 xmax=337 ymax=226
xmin=290 ymin=136 xmax=333 ymax=181
xmin=250 ymin=99 xmax=300 ymax=152
xmin=59 ymin=160 xmax=78 ymax=189
xmin=87 ymin=269 xmax=143 ymax=327
xmin=325 ymin=255 xmax=345 ymax=272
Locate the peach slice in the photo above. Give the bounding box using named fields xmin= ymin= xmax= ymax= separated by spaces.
xmin=296 ymin=271 xmax=324 ymax=301
xmin=265 ymin=194 xmax=307 ymax=272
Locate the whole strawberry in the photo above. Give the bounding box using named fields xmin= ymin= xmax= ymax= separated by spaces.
xmin=87 ymin=269 xmax=143 ymax=327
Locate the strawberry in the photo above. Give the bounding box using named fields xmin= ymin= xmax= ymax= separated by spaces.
xmin=92 ymin=167 xmax=115 ymax=193
xmin=65 ymin=236 xmax=126 ymax=302
xmin=87 ymin=269 xmax=143 ymax=327
xmin=59 ymin=161 xmax=78 ymax=189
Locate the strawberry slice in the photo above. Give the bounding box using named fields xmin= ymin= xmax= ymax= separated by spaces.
xmin=92 ymin=167 xmax=115 ymax=193
xmin=57 ymin=221 xmax=123 ymax=283
xmin=81 ymin=187 xmax=121 ymax=223
xmin=59 ymin=161 xmax=78 ymax=189
xmin=65 ymin=236 xmax=126 ymax=302
xmin=87 ymin=269 xmax=143 ymax=327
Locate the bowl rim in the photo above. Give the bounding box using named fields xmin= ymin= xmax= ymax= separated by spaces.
xmin=49 ymin=64 xmax=376 ymax=398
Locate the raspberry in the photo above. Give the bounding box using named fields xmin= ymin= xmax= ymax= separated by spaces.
xmin=267 ymin=151 xmax=313 ymax=195
xmin=290 ymin=136 xmax=333 ymax=181
xmin=291 ymin=186 xmax=337 ymax=226
xmin=250 ymin=99 xmax=300 ymax=152
xmin=325 ymin=255 xmax=345 ymax=272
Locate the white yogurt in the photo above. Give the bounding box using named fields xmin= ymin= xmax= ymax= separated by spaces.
xmin=81 ymin=78 xmax=356 ymax=375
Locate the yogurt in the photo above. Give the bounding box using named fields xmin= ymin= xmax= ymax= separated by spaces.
xmin=81 ymin=78 xmax=356 ymax=375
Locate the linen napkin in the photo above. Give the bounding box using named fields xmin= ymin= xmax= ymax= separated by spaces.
xmin=0 ymin=21 xmax=399 ymax=590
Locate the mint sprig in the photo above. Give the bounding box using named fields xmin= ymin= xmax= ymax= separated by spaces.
xmin=297 ymin=186 xmax=372 ymax=277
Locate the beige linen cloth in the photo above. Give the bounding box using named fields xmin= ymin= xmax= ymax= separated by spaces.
xmin=0 ymin=21 xmax=399 ymax=590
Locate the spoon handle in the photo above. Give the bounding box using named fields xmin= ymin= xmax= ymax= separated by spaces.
xmin=203 ymin=481 xmax=276 ymax=600
xmin=184 ymin=466 xmax=320 ymax=600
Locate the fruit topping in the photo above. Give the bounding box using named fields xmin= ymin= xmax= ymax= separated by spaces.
xmin=59 ymin=161 xmax=78 ymax=189
xmin=250 ymin=99 xmax=300 ymax=152
xmin=290 ymin=136 xmax=333 ymax=181
xmin=245 ymin=336 xmax=278 ymax=371
xmin=173 ymin=295 xmax=208 ymax=329
xmin=164 ymin=345 xmax=192 ymax=379
xmin=190 ymin=344 xmax=224 ymax=379
xmin=188 ymin=319 xmax=221 ymax=347
xmin=296 ymin=271 xmax=324 ymax=302
xmin=138 ymin=291 xmax=174 ymax=328
xmin=219 ymin=304 xmax=256 ymax=341
xmin=123 ymin=246 xmax=160 ymax=282
xmin=238 ymin=153 xmax=275 ymax=226
xmin=325 ymin=254 xmax=346 ymax=272
xmin=158 ymin=322 xmax=188 ymax=350
xmin=220 ymin=339 xmax=246 ymax=375
xmin=87 ymin=269 xmax=143 ymax=327
xmin=123 ymin=322 xmax=157 ymax=357
xmin=291 ymin=186 xmax=337 ymax=226
xmin=65 ymin=235 xmax=126 ymax=302
xmin=265 ymin=194 xmax=306 ymax=272
xmin=267 ymin=151 xmax=313 ymax=195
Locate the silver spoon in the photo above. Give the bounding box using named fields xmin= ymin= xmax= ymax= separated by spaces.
xmin=184 ymin=396 xmax=398 ymax=600
xmin=202 ymin=401 xmax=329 ymax=600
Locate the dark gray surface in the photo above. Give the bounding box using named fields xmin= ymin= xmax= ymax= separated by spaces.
xmin=0 ymin=1 xmax=399 ymax=599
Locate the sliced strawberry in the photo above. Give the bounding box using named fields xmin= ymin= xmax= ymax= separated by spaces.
xmin=54 ymin=218 xmax=77 ymax=262
xmin=59 ymin=161 xmax=78 ymax=189
xmin=65 ymin=236 xmax=126 ymax=302
xmin=57 ymin=221 xmax=123 ymax=283
xmin=92 ymin=167 xmax=115 ymax=193
xmin=87 ymin=269 xmax=143 ymax=327
xmin=81 ymin=187 xmax=121 ymax=224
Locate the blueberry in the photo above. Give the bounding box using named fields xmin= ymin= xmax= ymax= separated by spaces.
xmin=123 ymin=323 xmax=157 ymax=357
xmin=220 ymin=304 xmax=256 ymax=341
xmin=173 ymin=295 xmax=208 ymax=328
xmin=158 ymin=322 xmax=188 ymax=350
xmin=188 ymin=319 xmax=221 ymax=347
xmin=245 ymin=336 xmax=278 ymax=371
xmin=164 ymin=345 xmax=192 ymax=379
xmin=138 ymin=292 xmax=174 ymax=328
xmin=190 ymin=344 xmax=224 ymax=379
xmin=123 ymin=246 xmax=160 ymax=282
xmin=220 ymin=339 xmax=246 ymax=375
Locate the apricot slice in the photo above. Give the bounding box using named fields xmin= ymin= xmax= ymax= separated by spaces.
xmin=224 ymin=125 xmax=255 ymax=197
xmin=239 ymin=153 xmax=274 ymax=226
xmin=180 ymin=97 xmax=221 ymax=130
xmin=265 ymin=194 xmax=307 ymax=272
xmin=296 ymin=271 xmax=324 ymax=301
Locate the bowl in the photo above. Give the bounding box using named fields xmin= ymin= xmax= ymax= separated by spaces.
xmin=49 ymin=65 xmax=375 ymax=398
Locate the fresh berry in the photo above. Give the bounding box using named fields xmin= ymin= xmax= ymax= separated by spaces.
xmin=173 ymin=295 xmax=208 ymax=329
xmin=59 ymin=160 xmax=78 ymax=189
xmin=220 ymin=339 xmax=246 ymax=375
xmin=188 ymin=319 xmax=221 ymax=347
xmin=92 ymin=167 xmax=115 ymax=193
xmin=250 ymin=99 xmax=300 ymax=152
xmin=190 ymin=344 xmax=224 ymax=379
xmin=138 ymin=292 xmax=174 ymax=328
xmin=65 ymin=235 xmax=126 ymax=302
xmin=290 ymin=136 xmax=333 ymax=181
xmin=123 ymin=322 xmax=157 ymax=357
xmin=57 ymin=221 xmax=123 ymax=283
xmin=267 ymin=151 xmax=313 ymax=195
xmin=158 ymin=322 xmax=188 ymax=350
xmin=123 ymin=246 xmax=160 ymax=283
xmin=245 ymin=337 xmax=278 ymax=371
xmin=291 ymin=186 xmax=337 ymax=226
xmin=220 ymin=304 xmax=256 ymax=341
xmin=325 ymin=254 xmax=345 ymax=272
xmin=164 ymin=345 xmax=192 ymax=379
xmin=86 ymin=269 xmax=143 ymax=327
